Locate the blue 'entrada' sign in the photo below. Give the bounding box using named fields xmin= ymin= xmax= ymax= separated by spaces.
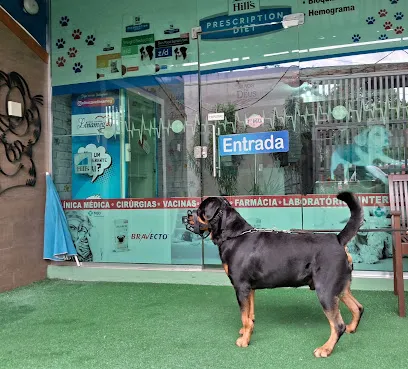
xmin=218 ymin=131 xmax=289 ymax=156
xmin=199 ymin=7 xmax=292 ymax=40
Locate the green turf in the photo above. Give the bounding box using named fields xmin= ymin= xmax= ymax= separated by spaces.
xmin=1 ymin=280 xmax=408 ymax=369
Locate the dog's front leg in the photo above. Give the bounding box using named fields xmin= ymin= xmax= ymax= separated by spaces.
xmin=235 ymin=286 xmax=254 ymax=347
xmin=249 ymin=290 xmax=255 ymax=322
xmin=343 ymin=163 xmax=350 ymax=183
xmin=225 ymin=266 xmax=254 ymax=338
xmin=239 ymin=290 xmax=255 ymax=335
xmin=378 ymin=153 xmax=398 ymax=165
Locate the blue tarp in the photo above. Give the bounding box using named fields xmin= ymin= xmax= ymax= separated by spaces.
xmin=43 ymin=172 xmax=77 ymax=261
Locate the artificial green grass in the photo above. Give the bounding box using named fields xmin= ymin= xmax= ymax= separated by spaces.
xmin=0 ymin=280 xmax=408 ymax=369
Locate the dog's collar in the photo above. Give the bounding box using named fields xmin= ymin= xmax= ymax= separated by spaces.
xmin=208 ymin=199 xmax=229 ymax=226
xmin=240 ymin=228 xmax=292 ymax=235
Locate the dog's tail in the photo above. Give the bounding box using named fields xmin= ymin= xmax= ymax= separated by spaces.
xmin=337 ymin=192 xmax=364 ymax=247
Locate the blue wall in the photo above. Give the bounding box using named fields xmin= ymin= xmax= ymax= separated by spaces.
xmin=0 ymin=0 xmax=48 ymax=49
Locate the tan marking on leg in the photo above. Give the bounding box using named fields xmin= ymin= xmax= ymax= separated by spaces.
xmin=349 ymin=293 xmax=363 ymax=311
xmin=249 ymin=290 xmax=255 ymax=322
xmin=239 ymin=290 xmax=255 ymax=335
xmin=236 ymin=299 xmax=254 ymax=347
xmin=223 ymin=264 xmax=228 ymax=275
xmin=314 ymin=299 xmax=345 ymax=358
xmin=345 ymin=245 xmax=353 ymax=267
xmin=340 ymin=282 xmax=364 ymax=334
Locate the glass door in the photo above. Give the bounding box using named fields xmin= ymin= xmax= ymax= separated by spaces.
xmin=196 ymin=16 xmax=303 ymax=265
xmin=126 ymin=88 xmax=164 ymax=198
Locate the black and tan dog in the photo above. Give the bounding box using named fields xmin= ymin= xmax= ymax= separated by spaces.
xmin=190 ymin=192 xmax=364 ymax=358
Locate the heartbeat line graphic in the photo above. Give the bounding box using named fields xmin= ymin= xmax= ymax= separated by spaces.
xmin=112 ymin=99 xmax=408 ymax=142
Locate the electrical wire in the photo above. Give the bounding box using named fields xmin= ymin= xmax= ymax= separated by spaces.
xmin=153 ymin=63 xmax=296 ymax=117
xmin=152 ymin=47 xmax=408 ymax=118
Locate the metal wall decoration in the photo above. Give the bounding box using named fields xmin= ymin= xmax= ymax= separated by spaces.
xmin=0 ymin=71 xmax=43 ymax=195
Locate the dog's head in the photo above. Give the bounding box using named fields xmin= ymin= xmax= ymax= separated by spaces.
xmin=354 ymin=125 xmax=390 ymax=148
xmin=197 ymin=197 xmax=231 ymax=225
xmin=182 ymin=197 xmax=251 ymax=245
xmin=182 ymin=197 xmax=229 ymax=239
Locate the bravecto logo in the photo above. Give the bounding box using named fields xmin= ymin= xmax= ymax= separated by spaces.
xmin=131 ymin=233 xmax=168 ymax=240
xmin=76 ymin=97 xmax=115 ymax=107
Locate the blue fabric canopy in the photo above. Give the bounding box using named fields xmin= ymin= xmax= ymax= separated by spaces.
xmin=43 ymin=172 xmax=78 ymax=261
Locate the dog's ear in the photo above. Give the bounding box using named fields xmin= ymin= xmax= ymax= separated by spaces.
xmin=354 ymin=128 xmax=369 ymax=146
xmin=198 ymin=197 xmax=222 ymax=221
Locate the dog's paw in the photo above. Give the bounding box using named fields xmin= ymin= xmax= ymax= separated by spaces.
xmin=236 ymin=336 xmax=249 ymax=348
xmin=313 ymin=346 xmax=332 ymax=358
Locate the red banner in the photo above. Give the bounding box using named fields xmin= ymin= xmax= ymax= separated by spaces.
xmin=61 ymin=194 xmax=389 ymax=210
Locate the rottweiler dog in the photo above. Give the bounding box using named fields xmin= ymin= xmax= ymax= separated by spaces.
xmin=192 ymin=192 xmax=364 ymax=358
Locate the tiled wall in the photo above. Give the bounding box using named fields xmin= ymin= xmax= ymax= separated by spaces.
xmin=0 ymin=21 xmax=49 ymax=291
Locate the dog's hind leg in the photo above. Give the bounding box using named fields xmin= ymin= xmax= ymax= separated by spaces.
xmin=345 ymin=245 xmax=353 ymax=267
xmin=235 ymin=284 xmax=254 ymax=348
xmin=314 ymin=293 xmax=346 ymax=358
xmin=349 ymin=293 xmax=363 ymax=315
xmin=340 ymin=282 xmax=364 ymax=334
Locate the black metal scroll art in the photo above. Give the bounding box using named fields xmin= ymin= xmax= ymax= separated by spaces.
xmin=0 ymin=71 xmax=42 ymax=194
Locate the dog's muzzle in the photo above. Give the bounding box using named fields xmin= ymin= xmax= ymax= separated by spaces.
xmin=182 ymin=210 xmax=210 ymax=239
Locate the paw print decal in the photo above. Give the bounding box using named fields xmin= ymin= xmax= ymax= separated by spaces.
xmin=379 ymin=34 xmax=389 ymax=40
xmin=72 ymin=29 xmax=82 ymax=40
xmin=395 ymin=12 xmax=404 ymax=20
xmin=56 ymin=56 xmax=66 ymax=67
xmin=378 ymin=9 xmax=388 ymax=17
xmin=67 ymin=47 xmax=78 ymax=58
xmin=85 ymin=35 xmax=96 ymax=46
xmin=352 ymin=34 xmax=361 ymax=42
xmin=73 ymin=62 xmax=83 ymax=73
xmin=59 ymin=16 xmax=69 ymax=27
xmin=55 ymin=38 xmax=65 ymax=49
xmin=366 ymin=16 xmax=375 ymax=25
xmin=390 ymin=0 xmax=399 ymax=4
xmin=395 ymin=26 xmax=404 ymax=34
xmin=384 ymin=21 xmax=393 ymax=30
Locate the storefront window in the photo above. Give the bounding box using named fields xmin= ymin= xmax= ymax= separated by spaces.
xmin=52 ymin=79 xmax=203 ymax=265
xmin=51 ymin=0 xmax=408 ymax=272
